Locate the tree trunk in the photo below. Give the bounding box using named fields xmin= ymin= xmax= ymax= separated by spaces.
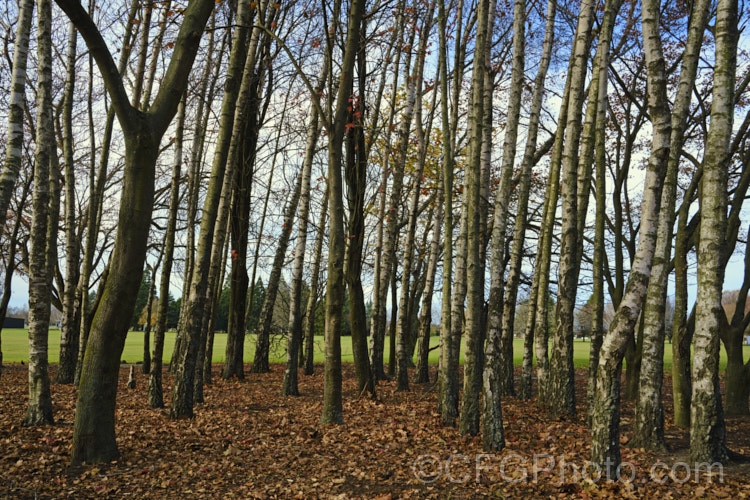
xmin=548 ymin=0 xmax=596 ymax=417
xmin=343 ymin=31 xmax=376 ymax=397
xmin=320 ymin=0 xmax=364 ymax=425
xmin=586 ymin=33 xmax=609 ymax=420
xmin=170 ymin=0 xmax=258 ymax=419
xmin=690 ymin=0 xmax=737 ymax=464
xmin=282 ymin=60 xmax=326 ymax=394
xmin=395 ymin=5 xmax=434 ymax=391
xmin=149 ymin=96 xmax=185 ymax=409
xmin=533 ymin=58 xmax=573 ymax=405
xmin=0 ymin=0 xmax=33 ymax=235
xmin=303 ymin=187 xmax=329 ymax=376
xmin=415 ymin=179 xmax=443 ymax=384
xmin=388 ymin=265 xmax=398 ymax=378
xmin=437 ymin=0 xmax=459 ymax=426
xmin=57 ymin=20 xmax=81 ymax=384
xmin=24 ymin=0 xmax=55 ymax=427
xmin=0 ymin=180 xmax=30 ymax=381
xmin=590 ymin=0 xmax=672 ymax=473
xmin=487 ymin=0 xmax=522 ymax=400
xmin=55 ymin=0 xmax=215 ymax=462
xmin=222 ymin=45 xmax=275 ymax=381
xmin=142 ymin=261 xmax=161 ymax=375
xmin=632 ymin=2 xmax=715 ymax=430
xmin=459 ymin=0 xmax=489 ymax=438
xmin=371 ymin=1 xmax=418 ymax=383
xmin=724 ymin=330 xmax=750 ymax=415
xmin=623 ymin=314 xmax=643 ymax=400
xmin=512 ymin=0 xmax=556 ymax=401
xmin=368 ymin=0 xmax=406 ymax=382
xmin=75 ymin=0 xmax=140 ymax=386
xmin=252 ymin=173 xmax=302 ymax=373
xmin=672 ymin=171 xmax=699 ymax=427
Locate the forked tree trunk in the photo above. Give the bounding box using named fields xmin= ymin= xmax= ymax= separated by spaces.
xmin=75 ymin=0 xmax=141 ymax=386
xmin=55 ymin=0 xmax=215 ymax=463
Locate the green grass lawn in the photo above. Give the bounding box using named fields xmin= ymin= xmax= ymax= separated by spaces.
xmin=1 ymin=328 xmax=748 ymax=372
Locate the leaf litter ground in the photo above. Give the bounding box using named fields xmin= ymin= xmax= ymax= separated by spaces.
xmin=1 ymin=363 xmax=749 ymax=498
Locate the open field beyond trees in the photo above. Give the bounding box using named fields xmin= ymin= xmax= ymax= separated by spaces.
xmin=2 ymin=328 xmax=749 ymax=372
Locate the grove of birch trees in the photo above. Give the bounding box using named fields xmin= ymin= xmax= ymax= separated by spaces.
xmin=1 ymin=0 xmax=749 ymax=470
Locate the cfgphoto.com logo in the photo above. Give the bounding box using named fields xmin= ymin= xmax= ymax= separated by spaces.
xmin=411 ymin=453 xmax=724 ymax=485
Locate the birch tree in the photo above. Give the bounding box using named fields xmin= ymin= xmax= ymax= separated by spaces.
xmin=458 ymin=0 xmax=490 ymax=437
xmin=632 ymin=0 xmax=710 ymax=449
xmin=590 ymin=0 xmax=672 ymax=473
xmin=483 ymin=0 xmax=525 ymax=447
xmin=24 ymin=0 xmax=56 ymax=427
xmin=547 ymin=0 xmax=596 ymax=416
xmin=690 ymin=0 xmax=738 ymax=464
xmin=0 ymin=0 xmax=33 ymax=235
xmin=515 ymin=0 xmax=556 ymax=400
